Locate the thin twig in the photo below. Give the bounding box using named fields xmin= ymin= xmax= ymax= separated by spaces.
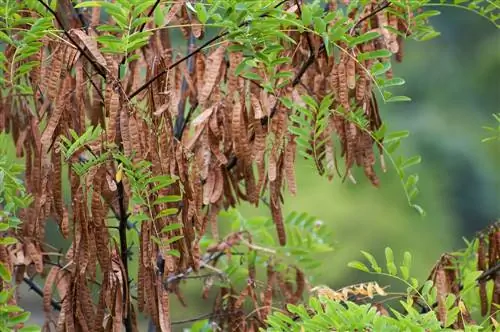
xmin=165 ymin=251 xmax=226 ymax=286
xmin=350 ymin=0 xmax=391 ymax=34
xmin=477 ymin=262 xmax=500 ymax=283
xmin=23 ymin=276 xmax=62 ymax=311
xmin=139 ymin=0 xmax=161 ymax=33
xmin=174 ymin=26 xmax=197 ymax=140
xmin=171 ymin=311 xmax=239 ymax=325
xmin=116 ymin=180 xmax=133 ymax=332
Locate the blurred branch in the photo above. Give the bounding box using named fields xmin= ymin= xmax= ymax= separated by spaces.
xmin=164 ymin=251 xmax=226 ymax=286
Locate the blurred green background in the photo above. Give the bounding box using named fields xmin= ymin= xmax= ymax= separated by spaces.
xmin=18 ymin=6 xmax=499 ymax=330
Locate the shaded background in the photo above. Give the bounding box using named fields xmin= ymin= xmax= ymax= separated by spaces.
xmin=19 ymin=6 xmax=499 ymax=330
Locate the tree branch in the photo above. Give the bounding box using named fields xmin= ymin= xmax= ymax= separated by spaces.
xmin=23 ymin=276 xmax=62 ymax=311
xmin=116 ymin=180 xmax=133 ymax=332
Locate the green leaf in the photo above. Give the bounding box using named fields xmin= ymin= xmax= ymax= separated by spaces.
xmin=385 ymin=130 xmax=409 ymax=143
xmin=385 ymin=247 xmax=397 ymax=275
xmin=380 ymin=77 xmax=406 ymax=88
xmin=0 ymin=304 xmax=23 ymax=313
xmin=386 ymin=140 xmax=401 ymax=154
xmin=7 ymin=311 xmax=30 ymax=326
xmin=347 ymin=260 xmax=370 ymax=272
xmin=386 ymin=95 xmax=412 ymax=103
xmin=402 ymin=251 xmax=412 ymax=270
xmin=147 ymin=175 xmax=176 ymax=185
xmin=301 ymin=95 xmax=318 ymax=109
xmin=400 ymin=156 xmax=421 ymax=169
xmin=241 ymin=71 xmax=262 ymax=81
xmin=19 ymin=326 xmax=41 ymax=332
xmin=153 ymin=4 xmax=164 ymax=26
xmin=166 ymin=249 xmax=180 ymax=258
xmin=161 ymin=223 xmax=183 ymax=233
xmin=195 ymin=3 xmax=208 ymax=24
xmin=162 ymin=235 xmax=184 ymax=245
xmin=371 ymin=61 xmax=391 ymax=76
xmin=361 ymin=250 xmax=382 ymax=273
xmin=412 ymin=204 xmax=425 ymax=216
xmin=153 ymin=195 xmax=182 ymax=205
xmin=0 ymin=31 xmax=13 ymax=44
xmin=0 ymin=236 xmax=17 ymax=245
xmin=301 ymin=5 xmax=313 ymax=26
xmin=358 ymin=49 xmax=392 ymax=62
xmin=400 ymin=266 xmax=410 ymax=281
xmin=0 ymin=292 xmax=7 ymax=305
xmin=155 ymin=208 xmax=178 ymax=219
xmin=350 ymin=31 xmax=380 ymax=46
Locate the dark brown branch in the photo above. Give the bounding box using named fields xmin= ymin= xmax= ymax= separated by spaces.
xmin=37 ymin=0 xmax=108 ymax=79
xmin=120 ymin=1 xmax=161 ymax=67
xmin=350 ymin=0 xmax=391 ymax=34
xmin=174 ymin=28 xmax=197 ymax=140
xmin=23 ymin=277 xmax=62 ymax=311
xmin=171 ymin=311 xmax=237 ymax=325
xmin=116 ymin=180 xmax=133 ymax=332
xmin=294 ymin=0 xmax=316 ymax=61
xmin=477 ymin=262 xmax=500 ymax=283
xmin=139 ymin=1 xmax=161 ymax=33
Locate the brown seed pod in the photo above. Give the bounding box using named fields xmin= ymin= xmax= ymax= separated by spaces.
xmin=338 ymin=61 xmax=349 ymax=110
xmin=346 ymin=57 xmax=356 ymax=90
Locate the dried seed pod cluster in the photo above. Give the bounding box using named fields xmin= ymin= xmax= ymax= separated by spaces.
xmin=427 ymin=222 xmax=500 ymax=329
xmin=0 ymin=1 xmax=429 ymax=331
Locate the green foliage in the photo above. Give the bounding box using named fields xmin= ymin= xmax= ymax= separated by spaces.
xmin=347 ymin=244 xmax=495 ymax=330
xmin=0 ymin=133 xmax=39 ymax=332
xmin=426 ymin=0 xmax=500 ymax=28
xmin=203 ymin=209 xmax=333 ymax=286
xmin=266 ymin=296 xmax=449 ymax=332
xmin=74 ymin=0 xmax=156 ymax=63
xmin=0 ymin=0 xmax=52 ymax=94
xmin=481 ymin=113 xmax=500 ymax=143
xmin=0 ymin=134 xmax=33 ymax=231
xmin=265 ymin=242 xmax=492 ymax=331
xmin=289 ymin=94 xmax=333 ymax=178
